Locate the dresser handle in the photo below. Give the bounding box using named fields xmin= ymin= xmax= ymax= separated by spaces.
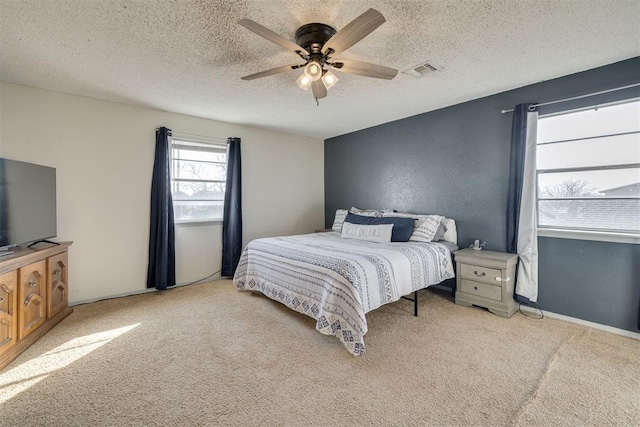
xmin=54 ymin=270 xmax=61 ymax=275
xmin=0 ymin=296 xmax=3 ymax=302
xmin=474 ymin=271 xmax=486 ymax=277
xmin=28 ymin=280 xmax=37 ymax=287
xmin=474 ymin=286 xmax=478 ymax=291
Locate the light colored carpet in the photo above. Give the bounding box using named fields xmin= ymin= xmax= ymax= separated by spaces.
xmin=0 ymin=279 xmax=638 ymax=426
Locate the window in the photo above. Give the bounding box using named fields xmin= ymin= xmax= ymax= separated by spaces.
xmin=171 ymin=138 xmax=227 ymax=223
xmin=536 ymin=99 xmax=640 ymax=236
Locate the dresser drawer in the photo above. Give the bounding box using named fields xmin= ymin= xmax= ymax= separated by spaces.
xmin=460 ymin=264 xmax=501 ymax=284
xmin=459 ymin=279 xmax=502 ymax=301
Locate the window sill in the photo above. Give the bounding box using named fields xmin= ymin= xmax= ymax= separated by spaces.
xmin=175 ymin=219 xmax=223 ymax=227
xmin=537 ymin=228 xmax=640 ymax=244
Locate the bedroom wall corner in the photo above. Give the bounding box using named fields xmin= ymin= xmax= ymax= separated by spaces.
xmin=241 ymin=128 xmax=325 ymax=246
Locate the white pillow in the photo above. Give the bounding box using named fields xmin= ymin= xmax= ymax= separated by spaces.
xmin=382 ymin=211 xmax=444 ymax=242
xmin=350 ymin=206 xmax=392 ymax=217
xmin=441 ymin=218 xmax=457 ymax=244
xmin=331 ymin=209 xmax=349 ymax=232
xmin=341 ymin=222 xmax=394 ymax=243
xmin=410 ymin=215 xmax=444 ymax=242
xmin=332 ymin=208 xmax=380 ymax=232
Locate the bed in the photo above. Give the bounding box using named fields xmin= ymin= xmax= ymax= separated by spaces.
xmin=233 ymin=217 xmax=457 ymax=356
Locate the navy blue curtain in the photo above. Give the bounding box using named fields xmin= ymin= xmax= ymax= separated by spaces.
xmin=505 ymin=103 xmax=535 ymax=255
xmin=146 ymin=127 xmax=176 ymax=290
xmin=222 ymin=138 xmax=242 ymax=277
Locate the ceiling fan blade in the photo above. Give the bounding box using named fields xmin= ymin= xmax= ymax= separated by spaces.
xmin=322 ymin=9 xmax=386 ymax=57
xmin=239 ymin=19 xmax=309 ymax=55
xmin=241 ymin=64 xmax=302 ymax=81
xmin=311 ymin=80 xmax=327 ymax=99
xmin=331 ymin=59 xmax=398 ymax=80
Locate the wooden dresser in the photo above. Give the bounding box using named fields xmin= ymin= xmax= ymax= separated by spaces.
xmin=0 ymin=242 xmax=73 ymax=370
xmin=454 ymin=248 xmax=518 ymax=318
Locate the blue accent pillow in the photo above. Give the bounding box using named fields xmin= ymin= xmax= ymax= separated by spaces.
xmin=344 ymin=212 xmax=415 ymax=242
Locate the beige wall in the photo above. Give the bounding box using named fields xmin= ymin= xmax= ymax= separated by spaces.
xmin=0 ymin=82 xmax=324 ymax=303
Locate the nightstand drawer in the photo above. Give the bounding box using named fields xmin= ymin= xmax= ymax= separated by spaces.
xmin=459 ymin=279 xmax=502 ymax=301
xmin=460 ymin=264 xmax=501 ymax=284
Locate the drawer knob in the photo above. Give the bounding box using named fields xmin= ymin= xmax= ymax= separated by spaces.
xmin=28 ymin=280 xmax=37 ymax=287
xmin=0 ymin=296 xmax=3 ymax=302
xmin=474 ymin=271 xmax=486 ymax=277
xmin=474 ymin=286 xmax=478 ymax=291
xmin=54 ymin=270 xmax=61 ymax=276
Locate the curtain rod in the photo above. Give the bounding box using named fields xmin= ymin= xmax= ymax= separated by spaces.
xmin=155 ymin=128 xmax=228 ymax=142
xmin=500 ymin=83 xmax=640 ymax=113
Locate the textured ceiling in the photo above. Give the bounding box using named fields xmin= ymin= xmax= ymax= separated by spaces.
xmin=1 ymin=0 xmax=639 ymax=139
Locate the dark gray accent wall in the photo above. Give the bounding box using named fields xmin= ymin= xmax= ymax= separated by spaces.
xmin=538 ymin=237 xmax=639 ymax=328
xmin=325 ymin=57 xmax=640 ymax=332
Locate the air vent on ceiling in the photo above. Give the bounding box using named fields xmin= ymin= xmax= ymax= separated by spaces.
xmin=403 ymin=61 xmax=439 ymax=78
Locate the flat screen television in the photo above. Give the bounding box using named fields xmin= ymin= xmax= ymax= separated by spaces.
xmin=0 ymin=158 xmax=57 ymax=253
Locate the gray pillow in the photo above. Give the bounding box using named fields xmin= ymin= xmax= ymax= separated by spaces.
xmin=434 ymin=222 xmax=448 ymax=241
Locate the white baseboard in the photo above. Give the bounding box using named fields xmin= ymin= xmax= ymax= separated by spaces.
xmin=520 ymin=306 xmax=640 ymax=340
xmin=70 ymin=276 xmax=226 ymax=307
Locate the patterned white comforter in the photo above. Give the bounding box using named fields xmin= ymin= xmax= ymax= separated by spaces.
xmin=233 ymin=232 xmax=455 ymax=356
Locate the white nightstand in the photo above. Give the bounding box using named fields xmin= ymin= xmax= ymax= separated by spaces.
xmin=453 ymin=249 xmax=519 ymax=318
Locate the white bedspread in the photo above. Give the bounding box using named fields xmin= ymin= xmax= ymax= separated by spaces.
xmin=233 ymin=232 xmax=455 ymax=355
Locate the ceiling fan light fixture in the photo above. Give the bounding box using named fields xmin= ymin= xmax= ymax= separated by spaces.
xmin=238 ymin=9 xmax=398 ymax=103
xmin=321 ymin=70 xmax=339 ymax=90
xmin=296 ymin=73 xmax=312 ymax=91
xmin=304 ymin=60 xmax=323 ymax=81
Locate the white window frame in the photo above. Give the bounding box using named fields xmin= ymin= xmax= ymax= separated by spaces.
xmin=170 ymin=137 xmax=227 ymax=225
xmin=536 ymin=99 xmax=640 ymax=245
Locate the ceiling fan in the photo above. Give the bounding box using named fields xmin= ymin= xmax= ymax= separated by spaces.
xmin=238 ymin=8 xmax=398 ymax=103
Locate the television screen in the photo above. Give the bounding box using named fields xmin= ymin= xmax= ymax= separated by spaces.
xmin=0 ymin=158 xmax=57 ymax=249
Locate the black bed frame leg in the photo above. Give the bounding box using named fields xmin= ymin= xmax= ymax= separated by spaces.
xmin=401 ymin=290 xmax=420 ymax=316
